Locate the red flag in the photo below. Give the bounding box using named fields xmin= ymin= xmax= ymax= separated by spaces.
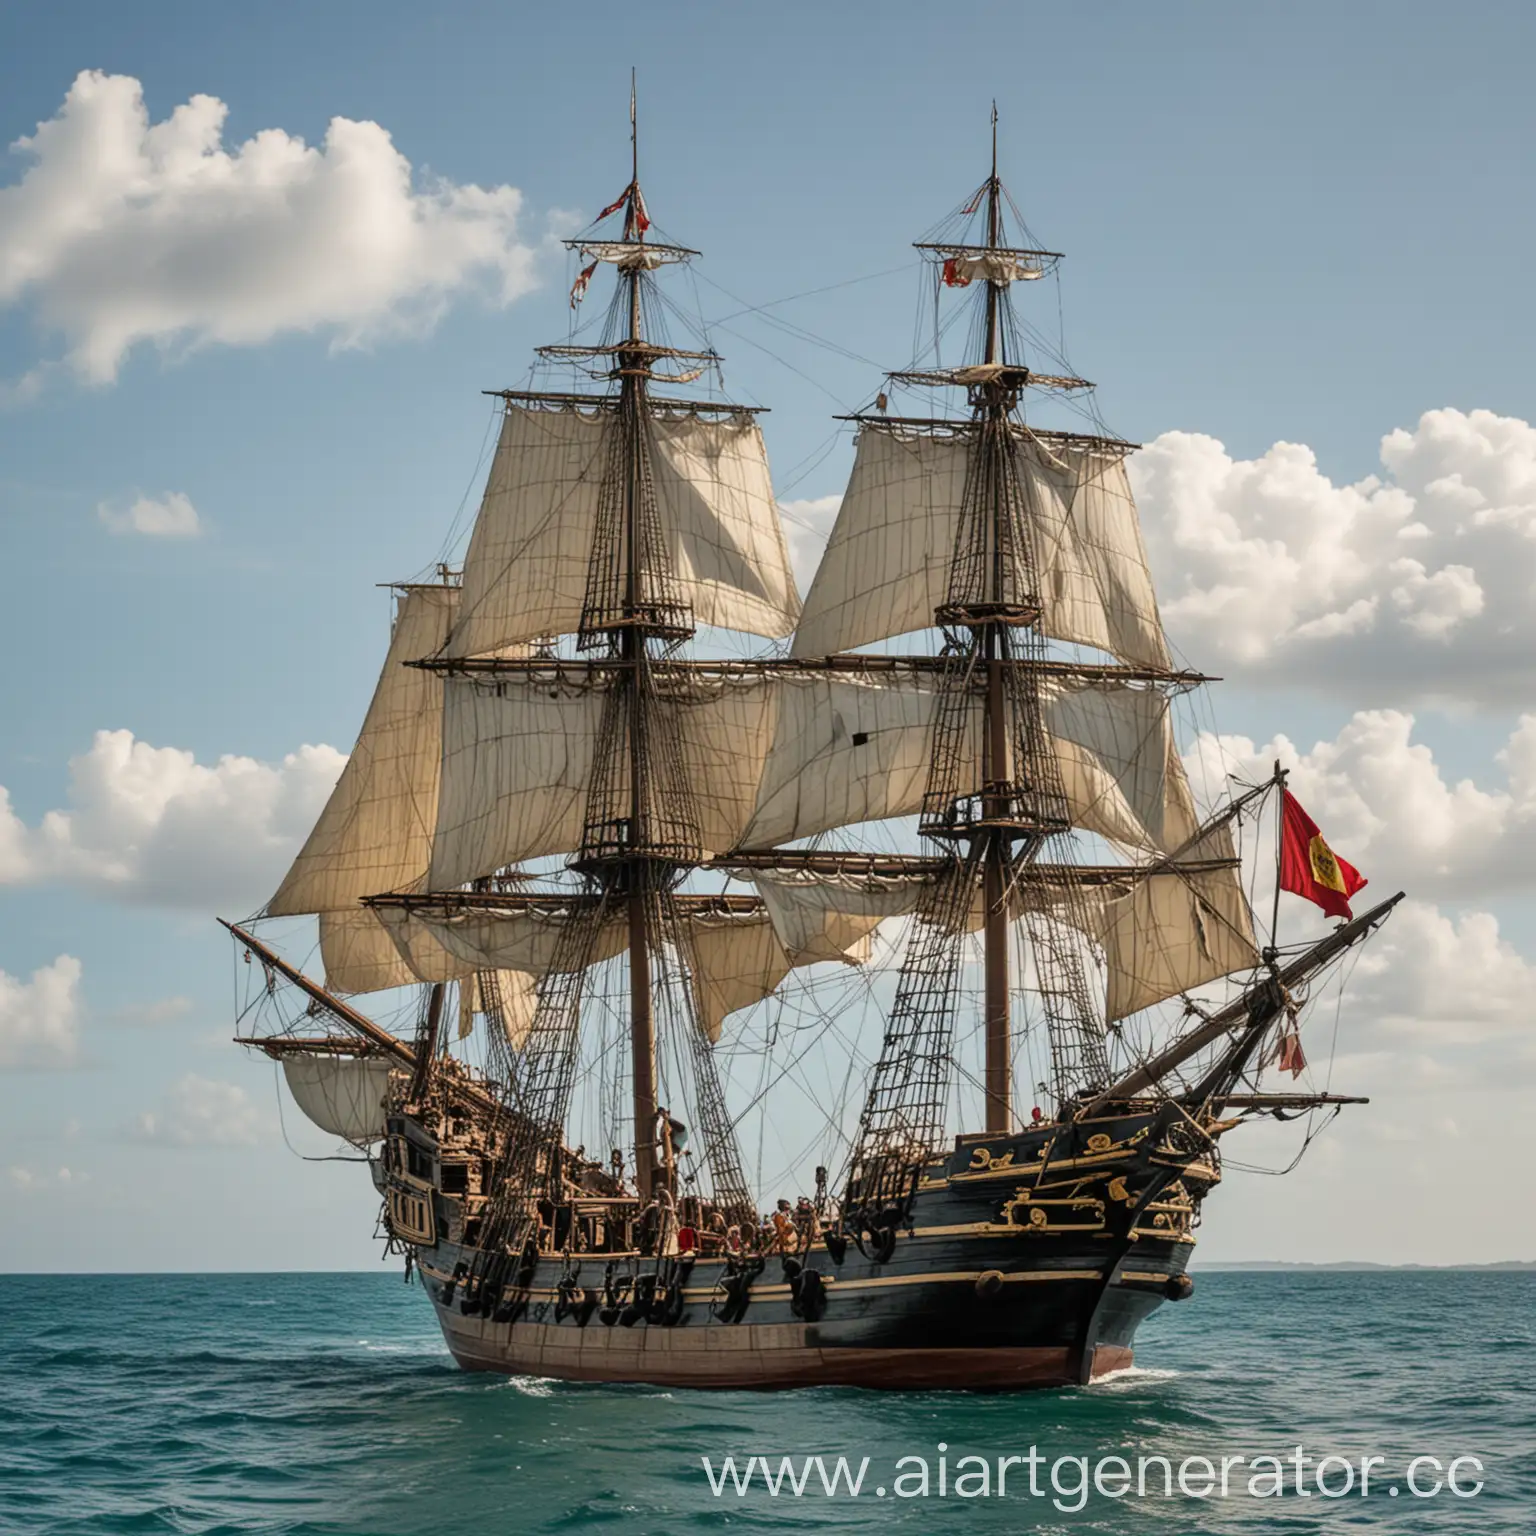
xmin=960 ymin=187 xmax=985 ymax=215
xmin=569 ymin=259 xmax=598 ymax=308
xmin=629 ymin=185 xmax=651 ymax=236
xmin=942 ymin=257 xmax=971 ymax=288
xmin=1279 ymin=790 xmax=1367 ymax=921
xmin=596 ymin=184 xmax=632 ymax=221
xmin=1275 ymin=1031 xmax=1307 ymax=1077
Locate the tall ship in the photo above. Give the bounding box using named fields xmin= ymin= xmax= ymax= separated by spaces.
xmin=231 ymin=105 xmax=1399 ymax=1389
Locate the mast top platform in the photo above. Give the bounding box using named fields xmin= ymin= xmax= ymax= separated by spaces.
xmin=484 ymin=388 xmax=766 ymax=415
xmin=887 ymin=363 xmax=1093 ymax=395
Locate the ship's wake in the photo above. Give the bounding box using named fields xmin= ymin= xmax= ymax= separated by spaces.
xmin=1089 ymin=1364 xmax=1182 ymax=1389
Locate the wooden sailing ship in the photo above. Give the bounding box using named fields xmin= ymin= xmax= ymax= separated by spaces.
xmin=231 ymin=103 xmax=1399 ymax=1389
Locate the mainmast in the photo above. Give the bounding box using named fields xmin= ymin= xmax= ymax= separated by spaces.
xmin=979 ymin=102 xmax=1011 ymax=1132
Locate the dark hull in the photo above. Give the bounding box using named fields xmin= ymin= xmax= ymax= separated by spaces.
xmin=419 ymin=1244 xmax=1164 ymax=1389
xmin=438 ymin=1314 xmax=1136 ymax=1389
xmin=391 ymin=1111 xmax=1206 ymax=1391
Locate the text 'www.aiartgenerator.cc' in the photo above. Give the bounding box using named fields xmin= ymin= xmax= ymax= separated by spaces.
xmin=699 ymin=1446 xmax=1487 ymax=1509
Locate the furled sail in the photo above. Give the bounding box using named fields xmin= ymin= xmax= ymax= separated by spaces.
xmin=428 ymin=670 xmax=778 ymax=890
xmin=576 ymin=241 xmax=676 ymax=270
xmin=446 ymin=403 xmax=801 ymax=657
xmin=941 ymin=252 xmax=1047 ymax=285
xmin=282 ymin=1054 xmax=395 ymax=1142
xmin=790 ymin=424 xmax=1170 ymax=668
xmin=739 ymin=671 xmax=1198 ymax=854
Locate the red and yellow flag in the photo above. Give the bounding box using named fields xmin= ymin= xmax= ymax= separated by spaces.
xmin=1279 ymin=790 xmax=1367 ymax=921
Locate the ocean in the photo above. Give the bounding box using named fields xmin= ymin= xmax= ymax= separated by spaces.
xmin=1 ymin=1270 xmax=1530 ymax=1534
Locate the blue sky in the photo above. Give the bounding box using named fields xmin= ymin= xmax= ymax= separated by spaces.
xmin=2 ymin=0 xmax=1534 ymax=1270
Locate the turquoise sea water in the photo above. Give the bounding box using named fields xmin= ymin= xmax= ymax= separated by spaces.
xmin=1 ymin=1270 xmax=1530 ymax=1534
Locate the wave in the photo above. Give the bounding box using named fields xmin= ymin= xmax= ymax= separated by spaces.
xmin=1089 ymin=1364 xmax=1182 ymax=1388
xmin=505 ymin=1375 xmax=558 ymax=1397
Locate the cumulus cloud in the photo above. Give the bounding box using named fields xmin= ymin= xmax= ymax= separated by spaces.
xmin=0 ymin=955 xmax=83 ymax=1068
xmin=1347 ymin=901 xmax=1536 ymax=1052
xmin=0 ymin=729 xmax=343 ymax=912
xmin=1132 ymin=408 xmax=1536 ymax=706
xmin=1257 ymin=900 xmax=1536 ymax=1108
xmin=128 ymin=1073 xmax=264 ymax=1147
xmin=1177 ymin=712 xmax=1536 ymax=1093
xmin=1 ymin=70 xmax=540 ymax=384
xmin=98 ymin=491 xmax=200 ymax=537
xmin=1186 ymin=708 xmax=1536 ymax=901
xmin=778 ymin=494 xmax=842 ymax=596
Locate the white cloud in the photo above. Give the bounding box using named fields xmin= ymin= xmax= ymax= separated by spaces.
xmin=98 ymin=491 xmax=200 ymax=537
xmin=1132 ymin=408 xmax=1536 ymax=706
xmin=128 ymin=1073 xmax=264 ymax=1147
xmin=0 ymin=955 xmax=83 ymax=1068
xmin=1177 ymin=713 xmax=1536 ymax=1097
xmin=1 ymin=70 xmax=540 ymax=384
xmin=1185 ymin=709 xmax=1536 ymax=900
xmin=0 ymin=729 xmax=343 ymax=912
xmin=0 ymin=787 xmax=27 ymax=882
xmin=1345 ymin=901 xmax=1536 ymax=1051
xmin=7 ymin=1164 xmax=88 ymax=1192
xmin=778 ymin=494 xmax=841 ymax=597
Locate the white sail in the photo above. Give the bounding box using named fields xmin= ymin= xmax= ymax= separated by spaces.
xmin=740 ymin=671 xmax=1195 ymax=854
xmin=446 ymin=404 xmax=801 ymax=657
xmin=376 ymin=901 xmax=868 ymax=1043
xmin=576 ymin=242 xmax=676 ymax=269
xmin=688 ymin=914 xmax=792 ymax=1042
xmin=942 ymin=252 xmax=1047 ymax=285
xmin=428 ymin=670 xmax=778 ymax=890
xmin=379 ymin=902 xmax=629 ymax=977
xmin=1095 ymin=857 xmax=1258 ymax=1022
xmin=281 ymin=1054 xmax=395 ymax=1142
xmin=790 ymin=424 xmax=1170 ymax=668
xmin=317 ymin=907 xmax=471 ymax=994
xmin=458 ymin=969 xmax=540 ymax=1049
xmin=751 ymin=837 xmax=1258 ymax=1025
xmin=754 ymin=868 xmax=920 ymax=957
xmin=1077 ymin=820 xmax=1259 ymax=1021
xmin=268 ymin=586 xmax=457 ymax=918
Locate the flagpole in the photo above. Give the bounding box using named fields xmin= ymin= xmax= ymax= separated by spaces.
xmin=1268 ymin=759 xmax=1286 ymax=959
